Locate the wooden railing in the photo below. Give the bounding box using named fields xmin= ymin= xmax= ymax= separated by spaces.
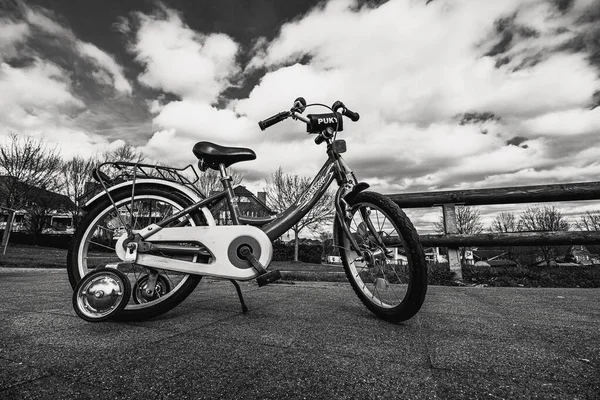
xmin=387 ymin=181 xmax=600 ymax=279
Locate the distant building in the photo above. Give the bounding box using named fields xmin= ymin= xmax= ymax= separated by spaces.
xmin=571 ymin=245 xmax=600 ymax=265
xmin=0 ymin=176 xmax=75 ymax=233
xmin=424 ymin=247 xmax=447 ymax=263
xmin=210 ymin=186 xmax=276 ymax=225
xmin=327 ymin=255 xmax=342 ymax=264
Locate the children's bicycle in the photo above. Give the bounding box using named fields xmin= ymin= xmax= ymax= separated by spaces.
xmin=69 ymin=97 xmax=428 ymax=323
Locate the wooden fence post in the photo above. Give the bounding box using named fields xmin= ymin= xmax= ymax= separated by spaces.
xmin=442 ymin=204 xmax=463 ymax=280
xmin=1 ymin=209 xmax=15 ymax=255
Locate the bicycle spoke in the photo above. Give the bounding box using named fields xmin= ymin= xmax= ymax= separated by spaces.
xmin=84 ymin=256 xmax=118 ymax=259
xmin=97 ymin=225 xmax=116 ymax=233
xmin=76 ymin=192 xmax=206 ymax=314
xmin=341 ymin=201 xmax=415 ymax=310
xmin=88 ymin=241 xmax=115 ymax=252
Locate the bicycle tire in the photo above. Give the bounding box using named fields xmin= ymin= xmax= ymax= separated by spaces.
xmin=67 ymin=186 xmax=209 ymax=321
xmin=335 ymin=191 xmax=427 ymax=322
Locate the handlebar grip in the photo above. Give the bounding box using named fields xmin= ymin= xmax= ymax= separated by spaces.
xmin=258 ymin=112 xmax=289 ymax=131
xmin=344 ymin=108 xmax=360 ymax=122
xmin=332 ymin=100 xmax=360 ymax=122
xmin=315 ymin=134 xmax=325 ymax=145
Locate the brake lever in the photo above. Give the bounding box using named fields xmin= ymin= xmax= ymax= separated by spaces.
xmin=293 ymin=97 xmax=307 ymax=113
xmin=331 ymin=100 xmax=344 ymax=113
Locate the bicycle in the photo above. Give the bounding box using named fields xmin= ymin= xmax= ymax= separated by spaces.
xmin=69 ymin=97 xmax=428 ymax=323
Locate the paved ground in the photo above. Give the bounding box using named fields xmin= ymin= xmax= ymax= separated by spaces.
xmin=0 ymin=268 xmax=598 ymax=399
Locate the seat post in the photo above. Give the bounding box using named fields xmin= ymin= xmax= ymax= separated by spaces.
xmin=219 ymin=164 xmax=240 ymax=224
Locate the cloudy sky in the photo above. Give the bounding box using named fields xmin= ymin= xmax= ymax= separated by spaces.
xmin=1 ymin=0 xmax=600 ymax=231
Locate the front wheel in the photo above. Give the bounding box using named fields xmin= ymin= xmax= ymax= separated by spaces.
xmin=335 ymin=191 xmax=427 ymax=322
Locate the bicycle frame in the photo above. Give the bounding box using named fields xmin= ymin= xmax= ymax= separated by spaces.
xmin=136 ymin=140 xmax=360 ymax=247
xmin=71 ymin=98 xmax=429 ymax=323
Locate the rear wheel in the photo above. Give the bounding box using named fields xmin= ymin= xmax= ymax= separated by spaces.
xmin=336 ymin=191 xmax=427 ymax=323
xmin=67 ymin=186 xmax=211 ymax=321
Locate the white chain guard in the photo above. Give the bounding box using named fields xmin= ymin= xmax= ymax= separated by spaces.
xmin=131 ymin=225 xmax=273 ymax=280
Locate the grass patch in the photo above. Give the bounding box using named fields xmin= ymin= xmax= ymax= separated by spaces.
xmin=271 ymin=261 xmax=344 ymax=273
xmin=280 ymin=271 xmax=347 ymax=282
xmin=273 ymin=261 xmax=347 ymax=282
xmin=0 ymin=244 xmax=67 ymax=268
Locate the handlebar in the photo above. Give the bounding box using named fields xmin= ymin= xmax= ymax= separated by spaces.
xmin=258 ymin=111 xmax=290 ymax=131
xmin=257 ymin=98 xmax=359 ymax=131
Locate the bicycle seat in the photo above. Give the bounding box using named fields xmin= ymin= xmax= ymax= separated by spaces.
xmin=193 ymin=141 xmax=256 ymax=170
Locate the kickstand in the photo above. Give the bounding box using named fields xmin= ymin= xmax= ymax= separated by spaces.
xmin=229 ymin=279 xmax=248 ymax=313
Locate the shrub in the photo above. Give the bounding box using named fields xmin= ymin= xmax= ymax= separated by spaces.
xmin=427 ymin=263 xmax=458 ymax=285
xmin=463 ymin=263 xmax=600 ymax=288
xmin=272 ymin=241 xmax=323 ymax=264
xmin=0 ymin=231 xmax=72 ymax=249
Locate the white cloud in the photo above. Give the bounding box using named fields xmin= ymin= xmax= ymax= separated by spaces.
xmin=0 ymin=61 xmax=84 ymax=131
xmin=152 ymin=100 xmax=255 ymax=144
xmin=521 ymin=107 xmax=600 ymax=136
xmin=25 ymin=7 xmax=70 ymax=37
xmin=0 ymin=58 xmax=116 ymax=161
xmin=77 ymin=42 xmax=133 ymax=95
xmin=0 ymin=11 xmax=133 ymax=163
xmin=247 ymin=0 xmax=598 ymax=123
xmin=234 ymin=0 xmax=600 ymax=193
xmin=107 ymin=0 xmax=600 ymax=203
xmin=25 ymin=7 xmax=133 ymax=96
xmin=133 ymin=9 xmax=239 ymax=103
xmin=144 ymin=129 xmax=189 ymax=163
xmin=131 ymin=6 xmax=259 ymax=169
xmin=0 ymin=20 xmax=29 ymax=61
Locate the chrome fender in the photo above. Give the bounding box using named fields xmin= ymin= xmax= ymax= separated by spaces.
xmin=82 ymin=179 xmax=215 ymax=226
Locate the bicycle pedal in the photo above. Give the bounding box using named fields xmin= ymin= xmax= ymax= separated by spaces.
xmin=257 ymin=270 xmax=282 ymax=287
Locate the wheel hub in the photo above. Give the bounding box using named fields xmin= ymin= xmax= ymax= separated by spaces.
xmin=83 ymin=276 xmax=123 ymax=313
xmin=132 ymin=275 xmax=171 ymax=304
xmin=137 ymin=280 xmax=166 ymax=302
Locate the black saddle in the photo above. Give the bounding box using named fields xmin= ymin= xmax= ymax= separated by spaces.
xmin=193 ymin=141 xmax=256 ymax=170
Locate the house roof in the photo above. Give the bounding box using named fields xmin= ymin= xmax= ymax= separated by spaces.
xmin=233 ymin=185 xmax=275 ymax=215
xmin=0 ymin=176 xmax=74 ymax=210
xmin=472 ymin=249 xmax=507 ymax=261
xmin=585 ymin=245 xmax=600 ymax=255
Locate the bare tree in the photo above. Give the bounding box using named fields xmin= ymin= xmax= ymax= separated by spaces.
xmin=62 ymin=156 xmax=98 ymax=228
xmin=265 ymin=167 xmax=335 ymax=262
xmin=194 ymin=168 xmax=243 ymax=197
xmin=576 ymin=210 xmax=600 ymax=255
xmin=490 ymin=211 xmax=517 ymax=233
xmin=103 ymin=143 xmax=146 ymax=163
xmin=318 ymin=230 xmax=335 ymax=261
xmin=434 ymin=205 xmax=483 ymax=263
xmin=518 ymin=206 xmax=570 ymax=266
xmin=576 ymin=210 xmax=600 ymax=231
xmin=489 ymin=211 xmax=518 ymax=261
xmin=0 ymin=134 xmax=67 ymax=237
xmin=434 ymin=206 xmax=484 ymax=235
xmin=0 ymin=134 xmax=64 ymax=208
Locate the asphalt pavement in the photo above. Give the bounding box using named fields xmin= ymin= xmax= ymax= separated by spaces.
xmin=0 ymin=268 xmax=598 ymax=399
